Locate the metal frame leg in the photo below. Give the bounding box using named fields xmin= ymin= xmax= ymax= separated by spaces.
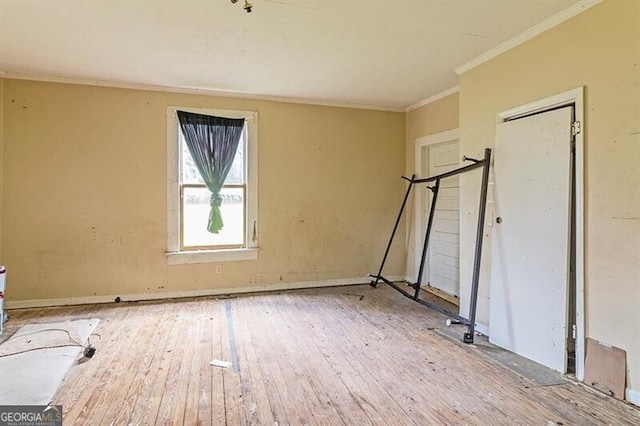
xmin=413 ymin=177 xmax=440 ymax=299
xmin=370 ymin=175 xmax=415 ymax=287
xmin=464 ymin=148 xmax=492 ymax=343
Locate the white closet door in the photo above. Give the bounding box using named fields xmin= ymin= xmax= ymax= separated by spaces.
xmin=426 ymin=142 xmax=460 ymax=297
xmin=490 ymin=106 xmax=572 ymax=373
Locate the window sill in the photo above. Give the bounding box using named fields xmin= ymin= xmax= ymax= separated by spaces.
xmin=166 ymin=248 xmax=258 ymax=265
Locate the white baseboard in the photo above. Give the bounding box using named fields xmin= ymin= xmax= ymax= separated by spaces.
xmin=474 ymin=322 xmax=489 ymax=337
xmin=626 ymin=388 xmax=640 ymax=407
xmin=6 ymin=275 xmax=405 ymax=309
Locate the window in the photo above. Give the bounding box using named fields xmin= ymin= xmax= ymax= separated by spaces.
xmin=166 ymin=107 xmax=258 ymax=264
xmin=179 ymin=126 xmax=245 ymax=249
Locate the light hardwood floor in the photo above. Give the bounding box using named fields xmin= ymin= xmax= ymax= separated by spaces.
xmin=3 ymin=284 xmax=639 ymax=425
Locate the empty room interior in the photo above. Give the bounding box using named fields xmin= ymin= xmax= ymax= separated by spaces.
xmin=0 ymin=0 xmax=639 ymax=424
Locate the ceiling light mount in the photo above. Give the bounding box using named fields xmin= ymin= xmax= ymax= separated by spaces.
xmin=230 ymin=0 xmax=253 ymax=13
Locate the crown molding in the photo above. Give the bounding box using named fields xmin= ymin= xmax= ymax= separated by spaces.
xmin=454 ymin=0 xmax=602 ymax=75
xmin=0 ymin=71 xmax=405 ymax=113
xmin=405 ymin=86 xmax=459 ymax=112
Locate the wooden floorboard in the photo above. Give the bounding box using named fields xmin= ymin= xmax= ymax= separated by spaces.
xmin=2 ymin=284 xmax=639 ymax=425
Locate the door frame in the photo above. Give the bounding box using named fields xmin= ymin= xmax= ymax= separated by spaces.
xmin=413 ymin=129 xmax=460 ymax=290
xmin=495 ymin=87 xmax=585 ymax=380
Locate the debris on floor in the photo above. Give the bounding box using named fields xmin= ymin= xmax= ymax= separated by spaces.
xmin=210 ymin=359 xmax=233 ymax=368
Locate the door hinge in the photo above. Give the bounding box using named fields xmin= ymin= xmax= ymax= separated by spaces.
xmin=571 ymin=121 xmax=581 ymax=136
xmin=572 ymin=324 xmax=577 ymax=339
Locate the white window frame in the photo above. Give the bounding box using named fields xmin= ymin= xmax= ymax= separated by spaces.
xmin=166 ymin=106 xmax=258 ymax=265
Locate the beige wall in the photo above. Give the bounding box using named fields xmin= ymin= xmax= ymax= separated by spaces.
xmin=459 ymin=0 xmax=640 ymax=396
xmin=405 ymin=93 xmax=460 ymax=175
xmin=0 ymin=79 xmax=406 ymax=302
xmin=404 ymin=94 xmax=459 ymax=279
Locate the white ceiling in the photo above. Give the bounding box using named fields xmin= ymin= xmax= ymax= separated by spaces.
xmin=0 ymin=0 xmax=581 ymax=110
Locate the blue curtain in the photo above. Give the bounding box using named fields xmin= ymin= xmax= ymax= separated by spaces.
xmin=177 ymin=111 xmax=245 ymax=234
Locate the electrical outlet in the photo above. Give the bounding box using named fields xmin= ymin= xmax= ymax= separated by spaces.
xmin=215 ymin=265 xmax=223 ymax=274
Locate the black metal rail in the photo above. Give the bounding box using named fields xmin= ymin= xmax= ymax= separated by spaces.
xmin=409 ymin=160 xmax=485 ymax=184
xmin=463 ymin=148 xmax=492 ymax=343
xmin=414 ymin=177 xmax=440 ymax=300
xmin=370 ymin=174 xmax=415 ymax=288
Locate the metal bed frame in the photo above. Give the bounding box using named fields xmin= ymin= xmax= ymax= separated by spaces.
xmin=370 ymin=148 xmax=492 ymax=343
